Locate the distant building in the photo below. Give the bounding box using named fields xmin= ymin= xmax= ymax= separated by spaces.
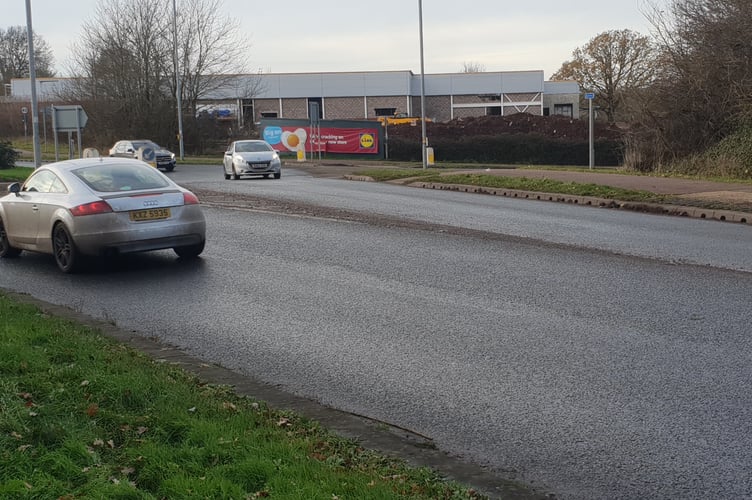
xmin=9 ymin=70 xmax=580 ymax=127
xmin=204 ymin=70 xmax=580 ymax=126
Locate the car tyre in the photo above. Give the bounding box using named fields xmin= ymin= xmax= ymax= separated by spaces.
xmin=165 ymin=165 xmax=175 ymax=172
xmin=232 ymin=166 xmax=240 ymax=180
xmin=224 ymin=168 xmax=231 ymax=180
xmin=274 ymin=172 xmax=281 ymax=179
xmin=0 ymin=218 xmax=22 ymax=258
xmin=52 ymin=223 xmax=82 ymax=273
xmin=174 ymin=239 xmax=205 ymax=258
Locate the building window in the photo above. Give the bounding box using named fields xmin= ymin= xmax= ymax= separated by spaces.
xmin=374 ymin=107 xmax=397 ymax=116
xmin=553 ymin=104 xmax=573 ymax=118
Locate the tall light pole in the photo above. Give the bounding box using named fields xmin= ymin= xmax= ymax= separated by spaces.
xmin=585 ymin=92 xmax=595 ymax=170
xmin=172 ymin=0 xmax=185 ymax=160
xmin=418 ymin=0 xmax=427 ymax=169
xmin=25 ymin=0 xmax=41 ymax=167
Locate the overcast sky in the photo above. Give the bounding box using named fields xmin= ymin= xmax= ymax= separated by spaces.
xmin=6 ymin=0 xmax=667 ymax=79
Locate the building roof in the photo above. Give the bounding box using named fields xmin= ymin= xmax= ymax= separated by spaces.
xmin=10 ymin=70 xmax=578 ymax=101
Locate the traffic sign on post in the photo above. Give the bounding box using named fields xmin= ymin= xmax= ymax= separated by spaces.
xmin=51 ymin=105 xmax=88 ymax=161
xmin=585 ymin=93 xmax=595 ymax=100
xmin=52 ymin=105 xmax=88 ymax=131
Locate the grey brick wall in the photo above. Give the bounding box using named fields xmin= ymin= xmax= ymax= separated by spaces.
xmin=254 ymin=99 xmax=281 ymax=120
xmin=254 ymin=89 xmax=558 ymax=122
xmin=324 ymin=97 xmax=364 ymax=119
xmin=366 ymin=96 xmax=410 ymax=118
xmin=281 ymin=98 xmax=308 ymax=119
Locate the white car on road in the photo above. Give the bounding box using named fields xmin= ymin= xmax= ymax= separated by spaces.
xmin=223 ymin=140 xmax=282 ymax=180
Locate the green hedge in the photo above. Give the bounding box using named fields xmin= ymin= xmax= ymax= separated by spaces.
xmin=0 ymin=141 xmax=18 ymax=169
xmin=386 ymin=135 xmax=624 ymax=166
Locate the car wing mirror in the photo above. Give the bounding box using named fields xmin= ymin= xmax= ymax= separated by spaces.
xmin=8 ymin=182 xmax=21 ymax=196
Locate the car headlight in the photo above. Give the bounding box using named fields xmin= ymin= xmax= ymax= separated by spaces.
xmin=171 ymin=153 xmax=176 ymax=160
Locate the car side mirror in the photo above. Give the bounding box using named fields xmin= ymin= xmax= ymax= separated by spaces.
xmin=8 ymin=182 xmax=21 ymax=196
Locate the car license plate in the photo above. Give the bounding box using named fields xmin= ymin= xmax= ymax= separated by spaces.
xmin=129 ymin=207 xmax=171 ymax=221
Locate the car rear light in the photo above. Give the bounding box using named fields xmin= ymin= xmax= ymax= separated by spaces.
xmin=183 ymin=192 xmax=200 ymax=205
xmin=70 ymin=200 xmax=113 ymax=216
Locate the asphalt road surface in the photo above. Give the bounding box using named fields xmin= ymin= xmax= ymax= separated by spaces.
xmin=2 ymin=165 xmax=751 ymax=499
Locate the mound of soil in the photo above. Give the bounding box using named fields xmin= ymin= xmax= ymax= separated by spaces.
xmin=387 ymin=113 xmax=624 ymax=142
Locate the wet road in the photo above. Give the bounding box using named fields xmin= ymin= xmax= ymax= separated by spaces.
xmin=2 ymin=165 xmax=751 ymax=499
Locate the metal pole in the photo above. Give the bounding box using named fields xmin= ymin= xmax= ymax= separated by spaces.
xmin=418 ymin=0 xmax=427 ymax=169
xmin=52 ymin=105 xmax=59 ymax=161
xmin=588 ymin=98 xmax=594 ymax=170
xmin=76 ymin=106 xmax=82 ymax=158
xmin=40 ymin=82 xmax=47 ymax=153
xmin=172 ymin=0 xmax=185 ymax=160
xmin=42 ymin=106 xmax=46 ymax=153
xmin=25 ymin=0 xmax=42 ymax=167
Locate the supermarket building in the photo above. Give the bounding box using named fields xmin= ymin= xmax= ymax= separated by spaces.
xmin=10 ymin=70 xmax=580 ymax=125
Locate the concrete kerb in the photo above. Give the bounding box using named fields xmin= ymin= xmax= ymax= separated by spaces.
xmin=342 ymin=175 xmax=751 ymax=225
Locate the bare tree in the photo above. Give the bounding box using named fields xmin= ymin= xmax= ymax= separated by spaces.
xmin=66 ymin=0 xmax=254 ymax=151
xmin=66 ymin=0 xmax=173 ymax=141
xmin=175 ymin=0 xmax=252 ymax=117
xmin=461 ymin=61 xmax=486 ymax=73
xmin=641 ymin=0 xmax=752 ymax=155
xmin=552 ymin=29 xmax=656 ymax=123
xmin=0 ymin=26 xmax=55 ymax=85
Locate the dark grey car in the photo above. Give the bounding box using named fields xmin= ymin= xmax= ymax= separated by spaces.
xmin=109 ymin=140 xmax=177 ymax=172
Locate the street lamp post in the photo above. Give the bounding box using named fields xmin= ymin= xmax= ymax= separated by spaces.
xmin=172 ymin=0 xmax=185 ymax=160
xmin=585 ymin=92 xmax=595 ymax=170
xmin=418 ymin=0 xmax=427 ymax=169
xmin=25 ymin=0 xmax=42 ymax=167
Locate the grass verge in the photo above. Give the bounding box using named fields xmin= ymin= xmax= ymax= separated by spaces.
xmin=420 ymin=173 xmax=667 ymax=203
xmin=0 ymin=292 xmax=484 ymax=499
xmin=0 ymin=167 xmax=34 ymax=183
xmin=357 ymin=168 xmax=442 ymax=182
xmin=359 ymin=169 xmax=666 ymax=203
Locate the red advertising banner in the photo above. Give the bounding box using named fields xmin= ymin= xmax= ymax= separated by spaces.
xmin=264 ymin=125 xmax=380 ymax=155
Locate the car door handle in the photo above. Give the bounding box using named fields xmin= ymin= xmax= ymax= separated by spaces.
xmin=31 ymin=205 xmax=39 ymax=212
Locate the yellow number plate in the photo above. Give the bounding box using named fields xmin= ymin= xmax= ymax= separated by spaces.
xmin=129 ymin=207 xmax=171 ymax=221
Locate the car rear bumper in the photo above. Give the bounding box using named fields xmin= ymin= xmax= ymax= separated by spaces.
xmin=96 ymin=233 xmax=204 ymax=256
xmin=71 ymin=207 xmax=206 ymax=256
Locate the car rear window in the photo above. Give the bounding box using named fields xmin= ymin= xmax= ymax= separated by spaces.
xmin=73 ymin=163 xmax=171 ymax=192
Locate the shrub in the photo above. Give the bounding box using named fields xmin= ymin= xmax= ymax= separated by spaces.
xmin=0 ymin=141 xmax=18 ymax=169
